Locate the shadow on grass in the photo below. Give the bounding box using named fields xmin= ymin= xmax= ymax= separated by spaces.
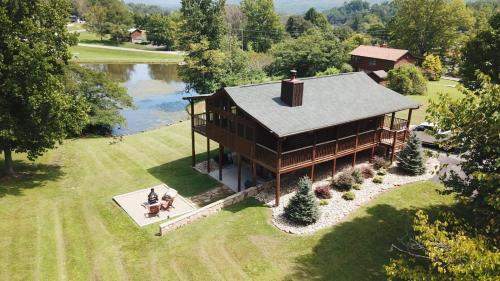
xmin=147 ymin=152 xmax=220 ymax=198
xmin=287 ymin=203 xmax=458 ymax=281
xmin=0 ymin=160 xmax=64 ymax=198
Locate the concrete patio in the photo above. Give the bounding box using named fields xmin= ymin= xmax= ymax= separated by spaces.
xmin=113 ymin=184 xmax=197 ymax=227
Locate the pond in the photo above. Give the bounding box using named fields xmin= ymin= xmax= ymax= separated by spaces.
xmin=84 ymin=64 xmax=195 ymax=135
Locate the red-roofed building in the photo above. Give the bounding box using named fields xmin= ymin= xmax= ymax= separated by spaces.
xmin=350 ymin=45 xmax=415 ymax=72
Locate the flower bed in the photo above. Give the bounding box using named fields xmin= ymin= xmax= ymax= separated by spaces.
xmin=255 ymin=158 xmax=440 ymax=235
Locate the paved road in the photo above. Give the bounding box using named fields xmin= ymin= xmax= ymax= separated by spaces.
xmin=78 ymin=43 xmax=186 ymax=55
xmin=431 ymin=151 xmax=465 ymax=183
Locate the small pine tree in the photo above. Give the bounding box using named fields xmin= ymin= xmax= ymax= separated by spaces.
xmin=397 ymin=133 xmax=426 ymax=175
xmin=284 ymin=176 xmax=320 ymax=225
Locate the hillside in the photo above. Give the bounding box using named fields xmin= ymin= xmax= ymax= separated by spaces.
xmin=125 ymin=0 xmax=386 ymax=14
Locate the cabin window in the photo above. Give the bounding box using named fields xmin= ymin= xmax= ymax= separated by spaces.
xmin=369 ymin=59 xmax=376 ymax=66
xmin=237 ymin=123 xmax=244 ymax=137
xmin=231 ymin=106 xmax=237 ymax=115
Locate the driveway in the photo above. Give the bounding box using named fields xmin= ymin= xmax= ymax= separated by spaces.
xmin=431 ymin=151 xmax=465 ymax=182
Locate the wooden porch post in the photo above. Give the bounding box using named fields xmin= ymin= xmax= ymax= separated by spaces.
xmin=252 ymin=161 xmax=257 ymax=186
xmin=190 ymin=100 xmax=196 ymax=167
xmin=206 ymin=138 xmax=210 ymax=173
xmin=402 ymin=109 xmax=413 ymax=143
xmin=218 ymin=144 xmax=224 ymax=180
xmin=407 ymin=109 xmax=413 ymax=127
xmin=389 ymin=112 xmax=396 ymax=130
xmin=311 ymin=131 xmax=316 ymax=181
xmin=275 ymin=139 xmax=282 ymax=206
xmin=391 ymin=132 xmax=397 ymax=163
xmin=237 ymin=154 xmax=242 ymax=192
xmin=353 ymin=121 xmax=360 ymax=167
xmin=333 ymin=127 xmax=339 ymax=177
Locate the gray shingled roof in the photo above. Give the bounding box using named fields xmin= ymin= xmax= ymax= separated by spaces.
xmin=224 ymin=72 xmax=420 ymax=137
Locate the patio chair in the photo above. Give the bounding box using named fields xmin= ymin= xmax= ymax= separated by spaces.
xmin=161 ymin=196 xmax=175 ymax=211
xmin=145 ymin=202 xmax=160 ymax=217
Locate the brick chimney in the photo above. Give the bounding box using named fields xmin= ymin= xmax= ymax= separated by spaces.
xmin=281 ymin=70 xmax=304 ymax=107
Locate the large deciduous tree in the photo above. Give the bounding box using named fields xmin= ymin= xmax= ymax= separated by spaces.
xmin=62 ymin=64 xmax=133 ymax=135
xmin=387 ymin=65 xmax=427 ymax=95
xmin=304 ymin=7 xmax=329 ymax=29
xmin=0 ymin=0 xmax=89 ymax=176
xmin=145 ymin=14 xmax=178 ymax=50
xmin=241 ymin=0 xmax=284 ymax=52
xmin=460 ymin=13 xmax=500 ymax=88
xmin=84 ymin=0 xmax=132 ymax=43
xmin=266 ymin=30 xmax=349 ymax=77
xmin=386 ymin=78 xmax=500 ymax=280
xmin=179 ymin=0 xmax=226 ymax=50
xmin=388 ymin=0 xmax=473 ymax=57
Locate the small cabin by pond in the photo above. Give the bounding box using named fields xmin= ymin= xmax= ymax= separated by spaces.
xmin=185 ymin=71 xmax=420 ymax=205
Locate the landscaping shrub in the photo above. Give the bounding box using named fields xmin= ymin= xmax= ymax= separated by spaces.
xmin=333 ymin=172 xmax=355 ymax=191
xmin=387 ymin=64 xmax=427 ymax=95
xmin=319 ymin=199 xmax=329 ymax=206
xmin=373 ymin=156 xmax=389 ymax=170
xmin=373 ymin=176 xmax=384 ymax=184
xmin=397 ymin=133 xmax=426 ymax=175
xmin=284 ymin=177 xmax=320 ymax=225
xmin=353 ymin=183 xmax=362 ymax=190
xmin=315 ymin=185 xmax=332 ymax=199
xmin=422 ymin=54 xmax=443 ymax=81
xmin=342 ymin=191 xmax=355 ymax=200
xmin=361 ymin=166 xmax=375 ymax=178
xmin=377 ymin=168 xmax=387 ymax=176
xmin=350 ymin=168 xmax=364 ymax=184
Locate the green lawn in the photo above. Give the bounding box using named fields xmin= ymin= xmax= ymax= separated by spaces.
xmin=77 ymin=31 xmax=166 ymax=51
xmin=70 ymin=45 xmax=184 ymax=64
xmin=0 ymin=121 xmax=455 ymax=280
xmin=401 ymin=79 xmax=463 ymax=125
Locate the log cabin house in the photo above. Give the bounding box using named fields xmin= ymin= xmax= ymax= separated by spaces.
xmin=350 ymin=45 xmax=416 ymax=73
xmin=184 ymin=71 xmax=420 ymax=205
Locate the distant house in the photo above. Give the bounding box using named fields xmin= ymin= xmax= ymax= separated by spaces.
xmin=129 ymin=29 xmax=147 ymax=44
xmin=350 ymin=45 xmax=416 ymax=73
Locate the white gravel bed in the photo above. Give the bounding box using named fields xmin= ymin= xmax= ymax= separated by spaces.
xmin=255 ymin=157 xmax=440 ymax=235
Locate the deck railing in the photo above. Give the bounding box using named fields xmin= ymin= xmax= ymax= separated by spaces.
xmin=383 ymin=115 xmax=408 ymax=131
xmin=255 ymin=143 xmax=277 ymax=168
xmin=193 ymin=113 xmax=207 ymax=128
xmin=281 ymin=146 xmax=313 ymax=168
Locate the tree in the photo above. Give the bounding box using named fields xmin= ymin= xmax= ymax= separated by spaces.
xmin=387 ymin=76 xmax=500 ymax=280
xmin=304 ymin=8 xmax=329 ymax=29
xmin=285 ymin=15 xmax=313 ymax=38
xmin=315 ymin=66 xmax=340 ymax=77
xmin=225 ymin=4 xmax=245 ymax=34
xmin=388 ymin=0 xmax=473 ymax=57
xmin=460 ymin=13 xmax=500 ymax=88
xmin=84 ymin=0 xmax=133 ymax=42
xmin=62 ymin=64 xmax=133 ymax=135
xmin=283 ymin=176 xmax=320 ymax=225
xmin=387 ymin=65 xmax=427 ymax=95
xmin=428 ymin=77 xmax=500 ymax=234
xmin=179 ymin=0 xmax=226 ymax=50
xmin=422 ymin=54 xmax=443 ymax=81
xmin=146 ymin=14 xmax=178 ymax=50
xmin=241 ymin=0 xmax=284 ymax=52
xmin=179 ymin=39 xmax=266 ymax=95
xmin=85 ymin=4 xmax=108 ymax=40
xmin=266 ymin=30 xmax=349 ymax=77
xmin=385 ymin=211 xmax=500 ymax=280
xmin=396 ymin=133 xmax=426 ymax=175
xmin=0 ymin=0 xmax=89 ymax=176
